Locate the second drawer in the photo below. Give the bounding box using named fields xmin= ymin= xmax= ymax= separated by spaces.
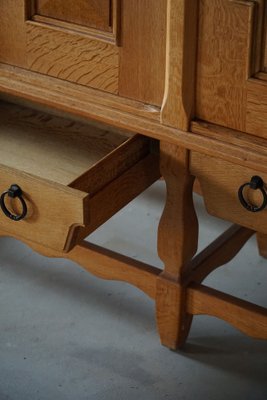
xmin=190 ymin=152 xmax=267 ymax=234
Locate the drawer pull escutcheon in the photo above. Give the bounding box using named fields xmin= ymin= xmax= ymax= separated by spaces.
xmin=238 ymin=176 xmax=267 ymax=213
xmin=0 ymin=184 xmax=27 ymax=221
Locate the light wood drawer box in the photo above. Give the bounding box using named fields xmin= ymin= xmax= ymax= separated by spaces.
xmin=190 ymin=152 xmax=267 ymax=234
xmin=0 ymin=101 xmax=159 ymax=251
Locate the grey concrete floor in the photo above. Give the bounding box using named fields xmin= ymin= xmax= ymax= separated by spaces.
xmin=0 ymin=181 xmax=267 ymax=400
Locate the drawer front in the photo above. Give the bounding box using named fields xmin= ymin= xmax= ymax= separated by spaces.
xmin=190 ymin=152 xmax=267 ymax=234
xmin=0 ymin=164 xmax=89 ymax=251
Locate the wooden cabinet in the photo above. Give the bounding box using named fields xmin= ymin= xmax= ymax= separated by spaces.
xmin=1 ymin=0 xmax=266 ymax=137
xmin=0 ymin=0 xmax=197 ymax=134
xmin=0 ymin=0 xmax=266 ymax=350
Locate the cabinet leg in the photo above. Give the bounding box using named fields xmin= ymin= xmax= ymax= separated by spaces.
xmin=156 ymin=277 xmax=194 ymax=349
xmin=156 ymin=143 xmax=198 ymax=349
xmin=257 ymin=233 xmax=267 ymax=259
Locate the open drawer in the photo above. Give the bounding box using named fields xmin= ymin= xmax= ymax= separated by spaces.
xmin=0 ymin=101 xmax=160 ymax=251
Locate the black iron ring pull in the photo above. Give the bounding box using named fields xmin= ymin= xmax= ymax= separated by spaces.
xmin=0 ymin=184 xmax=27 ymax=221
xmin=238 ymin=176 xmax=267 ymax=213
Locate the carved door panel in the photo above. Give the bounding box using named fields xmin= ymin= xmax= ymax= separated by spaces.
xmin=196 ymin=0 xmax=267 ymax=139
xmin=0 ymin=0 xmax=166 ymax=106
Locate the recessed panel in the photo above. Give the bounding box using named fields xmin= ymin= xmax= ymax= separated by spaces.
xmin=35 ymin=0 xmax=111 ymax=31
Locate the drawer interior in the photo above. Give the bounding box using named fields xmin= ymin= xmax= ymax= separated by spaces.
xmin=0 ymin=101 xmax=131 ymax=186
xmin=0 ymin=100 xmax=159 ymax=251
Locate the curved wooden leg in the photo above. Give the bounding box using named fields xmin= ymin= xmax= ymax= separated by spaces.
xmin=257 ymin=233 xmax=267 ymax=259
xmin=156 ymin=143 xmax=198 ymax=349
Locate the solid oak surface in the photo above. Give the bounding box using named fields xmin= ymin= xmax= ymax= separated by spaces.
xmin=0 ymin=100 xmax=159 ymax=252
xmin=0 ymin=100 xmax=127 ymax=185
xmin=0 ymin=0 xmax=266 ymax=350
xmin=190 ymin=152 xmax=267 ymax=234
xmin=36 ymin=0 xmax=111 ymax=31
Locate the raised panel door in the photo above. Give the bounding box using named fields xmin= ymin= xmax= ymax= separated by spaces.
xmin=0 ymin=0 xmax=166 ymax=105
xmin=196 ymin=0 xmax=267 ymax=139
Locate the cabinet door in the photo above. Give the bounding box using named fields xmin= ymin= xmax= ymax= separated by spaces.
xmin=0 ymin=0 xmax=166 ymax=105
xmin=196 ymin=0 xmax=267 ymax=139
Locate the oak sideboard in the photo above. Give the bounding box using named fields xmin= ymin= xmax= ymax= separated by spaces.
xmin=0 ymin=0 xmax=266 ymax=349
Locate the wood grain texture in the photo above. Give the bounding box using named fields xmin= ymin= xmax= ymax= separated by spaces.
xmin=70 ymin=152 xmax=160 ymax=246
xmin=31 ymin=0 xmax=121 ymax=45
xmin=248 ymin=0 xmax=265 ymax=74
xmin=183 ymin=225 xmax=255 ymax=285
xmin=2 ymin=64 xmax=267 ymax=174
xmin=0 ymin=231 xmax=161 ymax=299
xmin=31 ymin=15 xmax=117 ymax=44
xmin=0 ymin=164 xmax=88 ymax=252
xmin=1 ymin=0 xmax=168 ymax=102
xmin=246 ymin=79 xmax=267 ymax=138
xmin=36 ymin=0 xmax=112 ymax=31
xmin=0 ymin=0 xmax=27 ymax=67
xmin=70 ymin=135 xmax=151 ymax=194
xmin=0 ymin=144 xmax=157 ymax=253
xmin=119 ymin=0 xmax=166 ymax=106
xmin=161 ymin=0 xmax=198 ymax=129
xmin=0 ymin=101 xmax=155 ymax=252
xmin=0 ymin=64 xmax=161 ymax=121
xmin=67 ymin=241 xmax=160 ymax=299
xmin=190 ymin=152 xmax=267 ymax=234
xmin=27 ymin=22 xmax=119 ymax=93
xmin=190 ymin=120 xmax=267 ymax=174
xmin=0 ymin=0 xmax=120 ymax=92
xmin=196 ymin=0 xmax=267 ymax=139
xmin=156 ymin=277 xmax=186 ymax=349
xmin=2 ymin=0 xmax=267 ymax=351
xmin=187 ymin=284 xmax=267 ymax=340
xmin=158 ymin=144 xmax=198 ymax=276
xmin=156 ymin=143 xmax=198 ymax=349
xmin=191 ymin=120 xmax=267 ymax=160
xmin=0 ymin=101 xmax=127 ymax=185
xmin=196 ymin=0 xmax=253 ymax=131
